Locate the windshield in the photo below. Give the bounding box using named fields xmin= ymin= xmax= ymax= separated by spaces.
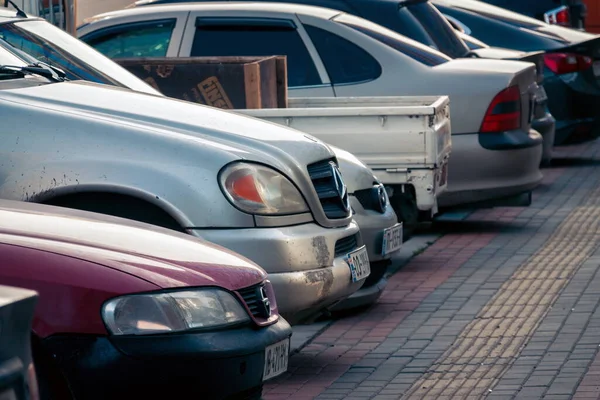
xmin=396 ymin=0 xmax=470 ymax=58
xmin=433 ymin=0 xmax=549 ymax=28
xmin=334 ymin=13 xmax=451 ymax=66
xmin=0 ymin=20 xmax=160 ymax=94
xmin=0 ymin=43 xmax=28 ymax=79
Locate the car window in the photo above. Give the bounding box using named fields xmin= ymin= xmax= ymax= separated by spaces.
xmin=190 ymin=19 xmax=321 ymax=88
xmin=83 ymin=19 xmax=175 ymax=58
xmin=398 ymin=1 xmax=470 ymax=58
xmin=334 ymin=13 xmax=451 ymax=67
xmin=303 ymin=24 xmax=381 ymax=85
xmin=0 ymin=20 xmax=160 ymax=93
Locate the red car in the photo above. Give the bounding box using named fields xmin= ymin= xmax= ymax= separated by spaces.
xmin=0 ymin=200 xmax=291 ymax=400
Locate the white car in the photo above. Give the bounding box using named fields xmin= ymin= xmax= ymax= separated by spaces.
xmin=76 ymin=2 xmax=544 ymax=212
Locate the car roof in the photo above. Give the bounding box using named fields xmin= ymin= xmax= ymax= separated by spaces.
xmin=84 ymin=1 xmax=343 ymax=24
xmin=0 ymin=7 xmax=42 ymax=24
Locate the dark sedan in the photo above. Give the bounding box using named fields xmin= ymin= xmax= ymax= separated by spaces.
xmin=479 ymin=0 xmax=587 ymax=30
xmin=432 ymin=0 xmax=600 ymax=144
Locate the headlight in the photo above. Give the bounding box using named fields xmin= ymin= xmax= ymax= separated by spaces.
xmin=219 ymin=162 xmax=309 ymax=215
xmin=102 ymin=289 xmax=250 ymax=335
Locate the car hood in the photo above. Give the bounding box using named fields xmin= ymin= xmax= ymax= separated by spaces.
xmin=0 ymin=200 xmax=267 ymax=291
xmin=330 ymin=146 xmax=378 ymax=193
xmin=0 ymin=80 xmax=335 ymax=171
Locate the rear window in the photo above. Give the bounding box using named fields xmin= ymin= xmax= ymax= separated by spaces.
xmin=397 ymin=1 xmax=470 ymax=58
xmin=334 ymin=13 xmax=451 ymax=67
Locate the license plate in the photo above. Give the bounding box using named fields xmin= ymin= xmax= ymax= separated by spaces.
xmin=439 ymin=163 xmax=448 ymax=187
xmin=594 ymin=61 xmax=600 ymax=77
xmin=263 ymin=338 xmax=289 ymax=381
xmin=345 ymin=246 xmax=371 ymax=282
xmin=382 ymin=223 xmax=403 ymax=256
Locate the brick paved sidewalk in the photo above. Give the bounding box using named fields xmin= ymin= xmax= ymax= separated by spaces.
xmin=264 ymin=139 xmax=600 ymax=400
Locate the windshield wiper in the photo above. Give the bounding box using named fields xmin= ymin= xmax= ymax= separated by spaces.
xmin=0 ymin=63 xmax=67 ymax=82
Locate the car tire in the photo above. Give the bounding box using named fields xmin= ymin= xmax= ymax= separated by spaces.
xmin=390 ymin=190 xmax=419 ymax=241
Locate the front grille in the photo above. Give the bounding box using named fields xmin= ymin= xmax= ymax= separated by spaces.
xmin=354 ymin=185 xmax=386 ymax=213
xmin=307 ymin=159 xmax=350 ymax=219
xmin=335 ymin=234 xmax=358 ymax=257
xmin=237 ymin=283 xmax=266 ymax=319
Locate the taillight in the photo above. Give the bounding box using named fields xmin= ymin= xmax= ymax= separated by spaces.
xmin=544 ymin=6 xmax=570 ymax=26
xmin=480 ymin=86 xmax=521 ymax=133
xmin=555 ymin=7 xmax=570 ymax=26
xmin=544 ymin=53 xmax=593 ymax=75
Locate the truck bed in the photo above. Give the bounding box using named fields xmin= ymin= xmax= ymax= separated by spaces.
xmin=235 ymin=96 xmax=452 ymax=214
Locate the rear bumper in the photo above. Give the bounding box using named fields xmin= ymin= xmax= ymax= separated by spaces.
xmin=438 ymin=130 xmax=543 ymax=208
xmin=532 ymin=112 xmax=556 ymax=164
xmin=43 ymin=319 xmax=292 ymax=400
xmin=544 ymin=73 xmax=600 ymax=144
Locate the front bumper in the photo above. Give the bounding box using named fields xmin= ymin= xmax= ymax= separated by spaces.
xmin=438 ymin=130 xmax=543 ymax=209
xmin=43 ymin=318 xmax=292 ymax=400
xmin=189 ymin=222 xmax=366 ymax=322
xmin=331 ymin=197 xmax=399 ymax=311
xmin=349 ymin=196 xmax=399 ymax=264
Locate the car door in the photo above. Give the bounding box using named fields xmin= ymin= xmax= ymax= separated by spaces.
xmin=78 ymin=11 xmax=188 ymax=58
xmin=178 ymin=10 xmax=335 ymax=97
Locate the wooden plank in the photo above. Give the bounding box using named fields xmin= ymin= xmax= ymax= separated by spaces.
xmin=259 ymin=57 xmax=278 ymax=109
xmin=243 ymin=61 xmax=261 ymax=109
xmin=275 ymin=56 xmax=289 ymax=109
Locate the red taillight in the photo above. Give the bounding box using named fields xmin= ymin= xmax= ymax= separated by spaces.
xmin=555 ymin=7 xmax=570 ymax=26
xmin=544 ymin=53 xmax=592 ymax=75
xmin=480 ymin=86 xmax=521 ymax=133
xmin=545 ymin=6 xmax=570 ymax=26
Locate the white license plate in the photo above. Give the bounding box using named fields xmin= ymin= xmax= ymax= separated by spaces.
xmin=594 ymin=61 xmax=600 ymax=77
xmin=345 ymin=246 xmax=371 ymax=282
xmin=263 ymin=338 xmax=289 ymax=381
xmin=382 ymin=223 xmax=403 ymax=256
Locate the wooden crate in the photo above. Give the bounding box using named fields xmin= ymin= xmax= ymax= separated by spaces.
xmin=116 ymin=56 xmax=288 ymax=109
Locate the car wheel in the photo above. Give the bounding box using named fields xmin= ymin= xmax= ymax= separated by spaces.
xmin=390 ymin=189 xmax=419 ymax=241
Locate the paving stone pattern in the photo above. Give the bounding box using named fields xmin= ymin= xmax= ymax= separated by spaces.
xmin=264 ymin=139 xmax=600 ymax=400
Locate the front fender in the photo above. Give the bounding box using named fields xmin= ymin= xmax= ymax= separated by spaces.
xmin=0 ymin=159 xmax=255 ymax=228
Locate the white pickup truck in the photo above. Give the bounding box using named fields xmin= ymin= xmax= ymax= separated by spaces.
xmin=236 ymin=96 xmax=452 ymax=236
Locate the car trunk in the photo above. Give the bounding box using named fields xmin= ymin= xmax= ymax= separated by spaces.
xmin=434 ymin=58 xmax=538 ymax=133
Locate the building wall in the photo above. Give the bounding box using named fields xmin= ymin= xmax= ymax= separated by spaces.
xmin=584 ymin=0 xmax=600 ymax=33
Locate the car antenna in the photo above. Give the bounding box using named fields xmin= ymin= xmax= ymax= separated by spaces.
xmin=3 ymin=0 xmax=27 ymax=18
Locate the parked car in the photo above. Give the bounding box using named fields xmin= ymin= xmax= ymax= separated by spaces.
xmin=129 ymin=0 xmax=552 ymax=165
xmin=0 ymin=285 xmax=39 ymax=400
xmin=0 ymin=26 xmax=368 ymax=324
xmin=236 ymin=96 xmax=451 ymax=237
xmin=77 ymin=2 xmax=544 ymax=211
xmin=0 ymin=199 xmax=293 ymax=399
xmin=477 ymin=0 xmax=587 ymax=30
xmin=327 ymin=146 xmax=401 ymax=309
xmin=431 ymin=0 xmax=600 ymax=144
